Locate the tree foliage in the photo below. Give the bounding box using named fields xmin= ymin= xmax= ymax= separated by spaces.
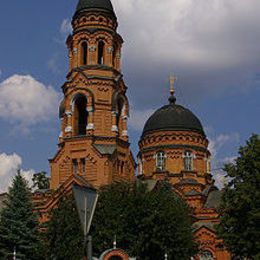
xmin=32 ymin=171 xmax=50 ymax=190
xmin=45 ymin=195 xmax=84 ymax=260
xmin=91 ymin=180 xmax=196 ymax=260
xmin=217 ymin=134 xmax=260 ymax=259
xmin=0 ymin=172 xmax=43 ymax=259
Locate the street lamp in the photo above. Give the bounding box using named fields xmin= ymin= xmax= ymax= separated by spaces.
xmin=73 ymin=185 xmax=99 ymax=260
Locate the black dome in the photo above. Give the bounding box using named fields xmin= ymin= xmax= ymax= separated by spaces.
xmin=76 ymin=0 xmax=115 ymax=14
xmin=142 ymin=102 xmax=205 ymax=137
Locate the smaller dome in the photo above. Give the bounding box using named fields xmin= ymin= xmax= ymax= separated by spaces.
xmin=142 ymin=101 xmax=205 ymax=137
xmin=76 ymin=0 xmax=115 ymax=15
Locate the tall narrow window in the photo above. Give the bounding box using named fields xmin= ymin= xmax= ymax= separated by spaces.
xmin=74 ymin=95 xmax=88 ymax=136
xmin=72 ymin=159 xmax=78 ymax=174
xmin=138 ymin=155 xmax=143 ymax=175
xmin=81 ymin=42 xmax=88 ymax=65
xmin=206 ymin=157 xmax=211 ymax=173
xmin=98 ymin=41 xmax=105 ymax=65
xmin=184 ymin=151 xmax=193 ymax=171
xmin=156 ymin=151 xmax=165 ymax=171
xmin=81 ymin=158 xmax=86 ymax=175
xmin=112 ymin=45 xmax=116 ymax=67
xmin=116 ymin=98 xmax=124 ymax=134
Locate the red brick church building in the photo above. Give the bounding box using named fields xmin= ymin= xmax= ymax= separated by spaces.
xmin=33 ymin=1 xmax=231 ymax=259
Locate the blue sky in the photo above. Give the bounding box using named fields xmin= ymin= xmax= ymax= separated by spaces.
xmin=0 ymin=0 xmax=259 ymax=191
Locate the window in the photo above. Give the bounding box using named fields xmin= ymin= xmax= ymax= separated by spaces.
xmin=199 ymin=250 xmax=214 ymax=260
xmin=81 ymin=42 xmax=88 ymax=65
xmin=74 ymin=95 xmax=88 ymax=136
xmin=184 ymin=151 xmax=193 ymax=171
xmin=138 ymin=155 xmax=143 ymax=175
xmin=206 ymin=157 xmax=211 ymax=173
xmin=98 ymin=41 xmax=105 ymax=65
xmin=116 ymin=98 xmax=124 ymax=134
xmin=156 ymin=151 xmax=165 ymax=171
xmin=72 ymin=159 xmax=78 ymax=174
xmin=80 ymin=158 xmax=86 ymax=175
xmin=109 ymin=257 xmax=123 ymax=260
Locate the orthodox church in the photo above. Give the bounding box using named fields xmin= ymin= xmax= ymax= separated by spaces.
xmin=33 ymin=0 xmax=231 ymax=259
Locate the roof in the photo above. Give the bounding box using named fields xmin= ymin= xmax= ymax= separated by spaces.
xmin=142 ymin=100 xmax=205 ymax=137
xmin=204 ymin=190 xmax=222 ymax=209
xmin=185 ymin=189 xmax=201 ymax=196
xmin=193 ymin=221 xmax=216 ymax=232
xmin=76 ymin=0 xmax=115 ymax=16
xmin=93 ymin=144 xmax=116 ymax=155
xmin=179 ymin=178 xmax=199 ymax=185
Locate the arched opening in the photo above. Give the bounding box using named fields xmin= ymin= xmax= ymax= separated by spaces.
xmin=109 ymin=256 xmax=123 ymax=260
xmin=116 ymin=98 xmax=124 ymax=134
xmin=73 ymin=95 xmax=88 ymax=136
xmin=98 ymin=40 xmax=105 ymax=65
xmin=81 ymin=42 xmax=88 ymax=65
xmin=156 ymin=151 xmax=165 ymax=171
xmin=199 ymin=250 xmax=214 ymax=260
xmin=112 ymin=44 xmax=117 ymax=67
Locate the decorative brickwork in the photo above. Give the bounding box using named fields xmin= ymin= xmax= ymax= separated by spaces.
xmin=50 ymin=1 xmax=135 ymax=191
xmin=33 ymin=1 xmax=231 ymax=259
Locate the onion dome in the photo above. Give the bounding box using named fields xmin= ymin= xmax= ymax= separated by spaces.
xmin=142 ymin=93 xmax=205 ymax=137
xmin=75 ymin=0 xmax=115 ymax=16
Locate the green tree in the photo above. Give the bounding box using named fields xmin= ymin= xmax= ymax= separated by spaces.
xmin=0 ymin=171 xmax=43 ymax=259
xmin=45 ymin=195 xmax=84 ymax=260
xmin=217 ymin=134 xmax=260 ymax=259
xmin=32 ymin=171 xmax=50 ymax=190
xmin=91 ymin=180 xmax=196 ymax=260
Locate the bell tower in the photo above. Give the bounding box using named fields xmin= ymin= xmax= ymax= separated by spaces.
xmin=49 ymin=0 xmax=136 ymax=189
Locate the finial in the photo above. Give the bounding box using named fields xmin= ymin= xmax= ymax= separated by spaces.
xmin=168 ymin=75 xmax=177 ymax=104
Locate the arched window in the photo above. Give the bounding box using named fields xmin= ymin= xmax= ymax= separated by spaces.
xmin=206 ymin=157 xmax=211 ymax=173
xmin=109 ymin=257 xmax=123 ymax=260
xmin=184 ymin=151 xmax=193 ymax=171
xmin=156 ymin=151 xmax=165 ymax=171
xmin=116 ymin=98 xmax=124 ymax=133
xmin=112 ymin=44 xmax=116 ymax=67
xmin=199 ymin=250 xmax=214 ymax=260
xmin=73 ymin=95 xmax=88 ymax=136
xmin=81 ymin=42 xmax=88 ymax=65
xmin=98 ymin=41 xmax=105 ymax=65
xmin=138 ymin=155 xmax=143 ymax=175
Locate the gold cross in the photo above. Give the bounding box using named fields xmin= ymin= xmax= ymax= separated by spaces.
xmin=169 ymin=75 xmax=177 ymax=95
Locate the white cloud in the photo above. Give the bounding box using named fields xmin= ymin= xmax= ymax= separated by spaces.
xmin=213 ymin=155 xmax=236 ymax=188
xmin=208 ymin=133 xmax=239 ymax=159
xmin=60 ymin=19 xmax=72 ymax=35
xmin=114 ymin=0 xmax=260 ymax=68
xmin=110 ymin=0 xmax=260 ymax=103
xmin=48 ymin=54 xmax=62 ymax=75
xmin=0 ymin=75 xmax=60 ymax=128
xmin=206 ymin=130 xmax=239 ymax=188
xmin=128 ymin=108 xmax=155 ymax=132
xmin=0 ymin=153 xmax=34 ymax=193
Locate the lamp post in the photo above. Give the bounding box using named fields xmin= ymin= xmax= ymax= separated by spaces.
xmin=73 ymin=185 xmax=99 ymax=260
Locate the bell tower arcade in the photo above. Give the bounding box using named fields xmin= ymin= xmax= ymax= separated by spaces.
xmin=49 ymin=0 xmax=136 ymax=189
